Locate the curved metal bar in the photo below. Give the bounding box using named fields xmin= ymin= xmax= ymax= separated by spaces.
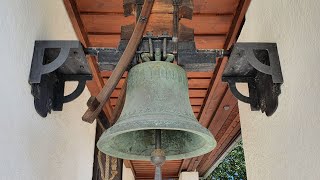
xmin=245 ymin=49 xmax=272 ymax=75
xmin=228 ymin=81 xmax=251 ymax=104
xmin=63 ymin=80 xmax=86 ymax=103
xmin=41 ymin=48 xmax=70 ymax=74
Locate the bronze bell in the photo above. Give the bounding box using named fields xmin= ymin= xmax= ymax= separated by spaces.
xmin=97 ymin=61 xmax=216 ymax=160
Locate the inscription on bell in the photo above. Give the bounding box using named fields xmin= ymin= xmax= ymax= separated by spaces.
xmin=97 ymin=61 xmax=216 ymax=161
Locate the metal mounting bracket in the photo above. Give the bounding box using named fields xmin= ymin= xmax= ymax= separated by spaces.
xmin=222 ymin=43 xmax=283 ymax=116
xmin=28 ymin=41 xmax=92 ymax=117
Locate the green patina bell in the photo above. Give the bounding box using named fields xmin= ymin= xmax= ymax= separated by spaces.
xmin=97 ymin=61 xmax=216 ymax=160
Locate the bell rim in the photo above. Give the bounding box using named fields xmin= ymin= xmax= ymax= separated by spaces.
xmin=97 ymin=114 xmax=217 ymax=161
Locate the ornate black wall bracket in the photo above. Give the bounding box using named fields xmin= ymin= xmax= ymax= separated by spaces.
xmin=222 ymin=43 xmax=283 ymax=116
xmin=28 ymin=41 xmax=92 ymax=117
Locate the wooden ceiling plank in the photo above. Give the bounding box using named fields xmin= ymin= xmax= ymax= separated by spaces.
xmin=224 ymin=0 xmax=252 ymax=49
xmin=214 ymin=104 xmax=239 ymax=142
xmin=198 ymin=116 xmax=241 ymax=175
xmin=64 ymin=0 xmax=114 ymax=120
xmin=207 ymin=90 xmax=238 ymax=136
xmin=188 ymin=79 xmax=211 ymax=88
xmin=111 ymin=77 xmax=127 ymax=125
xmin=190 ymin=98 xmax=204 ymax=106
xmin=81 ymin=14 xmax=134 ymax=34
xmin=193 ymin=0 xmax=240 ymax=14
xmin=146 ymin=13 xmax=173 ymax=36
xmin=180 ymin=15 xmax=234 ymax=35
xmin=88 ymin=34 xmax=120 ymax=47
xmin=82 ymin=14 xmax=233 ymax=36
xmin=101 ymin=71 xmax=128 ymax=78
xmin=63 ymin=0 xmax=90 ymax=46
xmin=192 ymin=105 xmax=202 ymax=113
xmin=77 ymin=0 xmax=124 ymax=13
xmin=78 ymin=0 xmax=239 ymax=15
xmin=179 ymin=158 xmax=192 ymax=172
xmin=194 ymin=35 xmax=226 ymax=49
xmin=124 ymin=160 xmax=131 ymax=168
xmin=89 ymin=34 xmax=226 ymax=49
xmin=187 ymin=72 xmax=212 ymax=79
xmin=182 ymin=0 xmax=251 ymax=173
xmin=87 ymin=56 xmax=114 ymax=120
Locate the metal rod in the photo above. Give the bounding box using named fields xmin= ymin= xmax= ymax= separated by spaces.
xmin=149 ymin=36 xmax=154 ymax=59
xmin=155 ymin=166 xmax=162 ymax=180
xmin=163 ymin=38 xmax=167 ymax=59
xmin=155 ymin=129 xmax=161 ymax=149
xmin=172 ymin=0 xmax=179 ymax=55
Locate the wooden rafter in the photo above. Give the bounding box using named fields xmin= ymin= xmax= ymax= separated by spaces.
xmin=64 ymin=0 xmax=114 ymax=120
xmin=180 ymin=0 xmax=251 ymax=174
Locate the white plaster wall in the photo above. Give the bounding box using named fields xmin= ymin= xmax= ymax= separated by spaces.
xmin=238 ymin=0 xmax=320 ymax=179
xmin=179 ymin=172 xmax=199 ymax=180
xmin=122 ymin=164 xmax=135 ymax=180
xmin=0 ymin=0 xmax=96 ymax=180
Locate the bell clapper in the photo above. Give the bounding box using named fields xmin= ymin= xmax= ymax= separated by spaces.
xmin=151 ymin=129 xmax=166 ymax=180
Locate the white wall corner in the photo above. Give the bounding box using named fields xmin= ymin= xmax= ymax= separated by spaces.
xmin=237 ymin=0 xmax=320 ymax=179
xmin=122 ymin=163 xmax=135 ymax=180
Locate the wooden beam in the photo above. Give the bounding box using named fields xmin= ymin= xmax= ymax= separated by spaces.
xmin=63 ymin=0 xmax=90 ymax=46
xmin=77 ymin=0 xmax=239 ymax=15
xmin=224 ymin=0 xmax=251 ymax=49
xmin=88 ymin=34 xmax=120 ymax=47
xmin=194 ymin=35 xmax=226 ymax=49
xmin=198 ymin=115 xmax=241 ymax=175
xmin=81 ymin=13 xmax=232 ymax=36
xmin=110 ymin=78 xmax=127 ymax=125
xmin=193 ymin=0 xmax=240 ymax=14
xmin=180 ymin=0 xmax=251 ymax=173
xmin=87 ymin=56 xmax=114 ymax=120
xmin=64 ymin=0 xmax=114 ymax=120
xmin=180 ymin=15 xmax=233 ymax=35
xmin=81 ymin=14 xmax=134 ymax=34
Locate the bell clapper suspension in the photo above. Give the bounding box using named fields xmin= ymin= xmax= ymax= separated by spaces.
xmin=151 ymin=129 xmax=166 ymax=180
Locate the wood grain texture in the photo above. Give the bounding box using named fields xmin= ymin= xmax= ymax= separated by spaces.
xmin=88 ymin=34 xmax=121 ymax=47
xmin=82 ymin=14 xmax=232 ymax=36
xmin=81 ymin=14 xmax=134 ymax=33
xmin=77 ymin=0 xmax=124 ymax=13
xmin=132 ymin=160 xmax=182 ymax=179
xmin=181 ymin=0 xmax=251 ymax=173
xmin=180 ymin=15 xmax=233 ymax=35
xmin=77 ymin=0 xmax=240 ymax=14
xmin=145 ymin=13 xmax=173 ymax=35
xmin=64 ymin=0 xmax=114 ymax=120
xmin=198 ymin=115 xmax=241 ymax=175
xmin=194 ymin=35 xmax=226 ymax=49
xmin=193 ymin=0 xmax=240 ymax=14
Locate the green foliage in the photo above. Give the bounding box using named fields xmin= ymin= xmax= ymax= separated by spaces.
xmin=206 ymin=141 xmax=247 ymax=180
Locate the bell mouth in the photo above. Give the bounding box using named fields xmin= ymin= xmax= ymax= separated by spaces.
xmin=97 ymin=114 xmax=217 ymax=160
